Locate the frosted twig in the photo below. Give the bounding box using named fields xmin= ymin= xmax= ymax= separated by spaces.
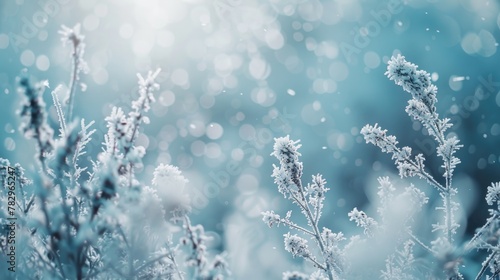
xmin=406 ymin=230 xmax=436 ymax=255
xmin=264 ymin=136 xmax=341 ymax=280
xmin=475 ymin=251 xmax=497 ymax=280
xmin=51 ymin=85 xmax=67 ymax=137
xmin=59 ymin=24 xmax=87 ymax=124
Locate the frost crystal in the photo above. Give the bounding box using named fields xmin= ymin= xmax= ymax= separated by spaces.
xmin=262 ymin=210 xmax=281 ymax=228
xmin=348 ymin=208 xmax=378 ymax=236
xmin=59 ymin=23 xmax=84 ymax=47
xmin=386 ymin=54 xmax=437 ymax=110
xmin=271 ymin=136 xmax=303 ymax=187
xmin=486 ymin=182 xmax=500 ymax=206
xmin=283 ymin=233 xmax=310 ymax=258
xmin=360 ymin=123 xmax=398 ymax=154
xmin=152 ymin=163 xmax=188 ymax=187
xmin=59 ymin=24 xmax=88 ymax=123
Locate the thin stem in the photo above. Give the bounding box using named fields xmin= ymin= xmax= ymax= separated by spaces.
xmin=25 ymin=194 xmax=34 ymax=214
xmin=122 ymin=90 xmax=149 ymax=157
xmin=294 ymin=180 xmax=335 ymax=280
xmin=35 ymin=132 xmax=50 ymax=174
xmin=128 ymin=162 xmax=133 ymax=188
xmin=381 ymin=137 xmax=445 ymax=192
xmin=66 ymin=44 xmax=79 ymax=124
xmin=466 ymin=213 xmax=498 ymax=251
xmin=76 ymin=245 xmax=84 ymax=280
xmin=476 ymin=251 xmax=497 ymax=280
xmin=428 ymin=112 xmax=456 ymax=244
xmin=490 ymin=268 xmax=500 ymax=280
xmin=306 ymin=255 xmax=327 ymax=271
xmin=281 ymin=219 xmax=315 ymax=236
xmin=407 ymin=230 xmax=436 ymax=255
xmin=314 ymin=196 xmax=321 ymax=227
xmin=382 ymin=130 xmax=454 ymax=243
xmin=445 ymin=188 xmax=453 ymax=243
xmin=51 ymin=87 xmax=67 ymax=137
xmin=442 ymin=137 xmax=454 ymax=243
xmin=167 ymin=243 xmax=184 ymax=280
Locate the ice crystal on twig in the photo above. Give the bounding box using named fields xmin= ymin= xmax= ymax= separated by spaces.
xmin=263 ymin=135 xmax=343 ymax=280
xmin=59 ymin=24 xmax=88 ymax=123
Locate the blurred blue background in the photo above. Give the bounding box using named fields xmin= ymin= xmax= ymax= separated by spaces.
xmin=1 ymin=0 xmax=499 ymax=278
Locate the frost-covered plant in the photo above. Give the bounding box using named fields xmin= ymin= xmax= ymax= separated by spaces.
xmin=0 ymin=24 xmax=228 ymax=280
xmin=264 ymin=55 xmax=500 ymax=279
xmin=357 ymin=54 xmax=464 ymax=279
xmin=262 ymin=138 xmax=431 ymax=279
xmin=172 ymin=209 xmax=230 ymax=280
xmin=262 ymin=136 xmax=345 ymax=280
xmin=59 ymin=23 xmax=88 ymax=123
xmin=349 ymin=55 xmax=500 ymax=280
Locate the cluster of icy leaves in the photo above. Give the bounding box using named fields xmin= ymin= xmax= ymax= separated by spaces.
xmin=385 ymin=54 xmax=462 ymax=181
